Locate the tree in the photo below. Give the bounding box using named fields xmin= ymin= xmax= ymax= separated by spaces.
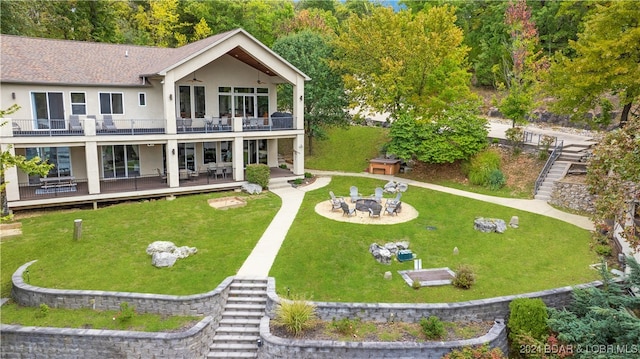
xmin=1 ymin=106 xmax=53 ymax=220
xmin=586 ymin=115 xmax=640 ymax=250
xmin=386 ymin=108 xmax=488 ymax=164
xmin=544 ymin=1 xmax=640 ymax=128
xmin=332 ymin=5 xmax=477 ymax=120
xmin=272 ymin=30 xmax=349 ymax=155
xmin=547 ymin=256 xmax=640 ymax=357
xmin=496 ymin=0 xmax=542 ymax=128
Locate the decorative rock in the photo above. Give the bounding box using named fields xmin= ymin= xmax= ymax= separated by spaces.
xmin=509 ymin=216 xmax=519 ymax=228
xmin=396 ymin=241 xmax=410 ymax=250
xmin=384 ymin=242 xmax=399 ymax=254
xmin=242 ymin=183 xmax=263 ymax=195
xmin=383 ymin=271 xmax=392 ymax=280
xmin=369 ymin=243 xmax=392 ymax=265
xmin=453 ymin=247 xmax=459 ymax=255
xmin=382 ymin=181 xmax=409 ymax=193
xmin=473 ymin=217 xmax=507 ymax=234
xmin=174 ymin=246 xmax=198 ymax=259
xmin=146 ymin=241 xmax=177 ymax=255
xmin=152 ymin=252 xmax=177 ymax=267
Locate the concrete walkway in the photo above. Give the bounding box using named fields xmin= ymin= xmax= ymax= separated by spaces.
xmin=236 ymin=171 xmax=596 ymax=277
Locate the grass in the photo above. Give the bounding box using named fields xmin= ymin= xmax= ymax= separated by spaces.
xmin=1 ymin=300 xmax=200 ymax=332
xmin=0 ymin=192 xmax=281 ymax=297
xmin=305 ymin=125 xmax=389 ymax=172
xmin=269 ymin=176 xmax=599 ymax=303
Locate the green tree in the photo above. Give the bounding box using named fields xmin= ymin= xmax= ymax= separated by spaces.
xmin=272 ymin=30 xmax=349 ymax=155
xmin=586 ymin=115 xmax=640 ymax=250
xmin=386 ymin=108 xmax=488 ymax=164
xmin=547 ymin=257 xmax=640 ymax=357
xmin=544 ymin=1 xmax=640 ymax=128
xmin=333 ymin=5 xmax=476 ymax=119
xmin=1 ymin=106 xmax=53 ymax=220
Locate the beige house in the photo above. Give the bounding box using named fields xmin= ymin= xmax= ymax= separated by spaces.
xmin=0 ymin=29 xmax=309 ymax=211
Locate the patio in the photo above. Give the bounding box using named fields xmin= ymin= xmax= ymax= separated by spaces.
xmin=314 ymin=200 xmax=418 ymax=225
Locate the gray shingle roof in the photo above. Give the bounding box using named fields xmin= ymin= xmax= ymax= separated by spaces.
xmin=0 ymin=30 xmax=234 ymax=86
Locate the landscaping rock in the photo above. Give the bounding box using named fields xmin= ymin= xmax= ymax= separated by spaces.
xmin=174 ymin=246 xmax=198 ymax=259
xmin=453 ymin=247 xmax=459 ymax=255
xmin=509 ymin=216 xmax=519 ymax=228
xmin=384 ymin=271 xmax=392 ymax=280
xmin=396 ymin=241 xmax=410 ymax=250
xmin=384 ymin=242 xmax=399 ymax=254
xmin=382 ymin=181 xmax=409 ymax=193
xmin=152 ymin=252 xmax=177 ymax=267
xmin=473 ymin=218 xmax=507 ymax=234
xmin=146 ymin=241 xmax=177 ymax=255
xmin=242 ymin=183 xmax=262 ymax=195
xmin=369 ymin=243 xmax=392 ymax=265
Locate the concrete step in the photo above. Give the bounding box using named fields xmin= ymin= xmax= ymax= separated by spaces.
xmin=228 ymin=289 xmax=266 ymax=297
xmin=215 ymin=326 xmax=260 ymax=335
xmin=226 ymin=296 xmax=266 ymax=304
xmin=230 ymin=281 xmax=267 ymax=288
xmin=219 ymin=318 xmax=261 ymax=327
xmin=222 ymin=310 xmax=264 ymax=319
xmin=207 ymin=353 xmax=257 ymax=358
xmin=224 ymin=303 xmax=265 ymax=312
xmin=210 ymin=343 xmax=258 ymax=351
xmin=211 ymin=335 xmax=260 ymax=344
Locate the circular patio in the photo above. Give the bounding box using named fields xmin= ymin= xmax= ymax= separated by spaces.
xmin=314 ymin=200 xmax=418 ymax=225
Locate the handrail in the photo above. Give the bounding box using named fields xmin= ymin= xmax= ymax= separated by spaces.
xmin=534 ymin=140 xmax=564 ymax=195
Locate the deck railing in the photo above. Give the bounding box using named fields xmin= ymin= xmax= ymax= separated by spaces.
xmin=533 ymin=139 xmax=564 ymax=196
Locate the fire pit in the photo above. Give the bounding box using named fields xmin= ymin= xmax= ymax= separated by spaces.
xmin=355 ymin=198 xmax=380 ymax=212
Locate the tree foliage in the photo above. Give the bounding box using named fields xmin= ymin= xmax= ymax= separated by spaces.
xmin=386 ymin=108 xmax=488 ymax=164
xmin=1 ymin=106 xmax=54 ymax=220
xmin=544 ymin=1 xmax=640 ymax=127
xmin=272 ymin=30 xmax=349 ymax=155
xmin=332 ymin=5 xmax=477 ymax=119
xmin=586 ymin=115 xmax=640 ymax=249
xmin=547 ymin=257 xmax=640 ymax=358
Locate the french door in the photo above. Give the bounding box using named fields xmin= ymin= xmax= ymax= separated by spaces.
xmin=32 ymin=92 xmax=65 ymax=129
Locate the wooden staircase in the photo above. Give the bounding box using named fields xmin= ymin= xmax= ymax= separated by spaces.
xmin=207 ymin=278 xmax=267 ymax=359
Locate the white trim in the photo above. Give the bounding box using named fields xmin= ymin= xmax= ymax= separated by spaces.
xmin=70 ymin=91 xmax=87 ymax=115
xmin=98 ymin=92 xmax=125 ymax=115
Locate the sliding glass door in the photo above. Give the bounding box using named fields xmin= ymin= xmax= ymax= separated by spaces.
xmin=101 ymin=145 xmax=140 ymax=178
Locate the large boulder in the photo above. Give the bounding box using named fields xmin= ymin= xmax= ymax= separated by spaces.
xmin=152 ymin=252 xmax=177 ymax=268
xmin=174 ymin=246 xmax=198 ymax=259
xmin=369 ymin=243 xmax=392 ymax=265
xmin=146 ymin=241 xmax=177 ymax=255
xmin=474 ymin=217 xmax=507 ymax=234
xmin=242 ymin=183 xmax=262 ymax=195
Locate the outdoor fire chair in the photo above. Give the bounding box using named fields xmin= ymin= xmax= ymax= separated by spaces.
xmin=386 ymin=192 xmax=402 ymax=208
xmin=329 ymin=191 xmax=345 ymax=211
xmin=372 ymin=187 xmax=384 ymax=203
xmin=341 ymin=202 xmax=357 ymax=217
xmin=385 ymin=201 xmax=401 ymax=216
xmin=350 ymin=186 xmax=361 ymax=203
xmin=368 ymin=202 xmax=382 ymax=218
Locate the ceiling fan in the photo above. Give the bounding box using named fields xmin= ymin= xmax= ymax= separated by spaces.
xmin=187 ymin=71 xmax=203 ymax=83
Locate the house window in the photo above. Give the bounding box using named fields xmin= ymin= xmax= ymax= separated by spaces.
xmin=101 ymin=145 xmax=139 ymax=178
xmin=70 ymin=92 xmax=87 ymax=115
xmin=178 ymin=86 xmax=205 ymax=118
xmin=178 ymin=143 xmax=196 ymax=171
xmin=138 ymin=93 xmax=146 ymax=106
xmin=218 ymin=87 xmax=269 ymax=118
xmin=99 ymin=92 xmax=124 ymax=115
xmin=31 ymin=92 xmax=65 ymax=129
xmin=26 ymin=147 xmax=71 ymax=184
xmin=203 ymin=142 xmax=217 ymax=164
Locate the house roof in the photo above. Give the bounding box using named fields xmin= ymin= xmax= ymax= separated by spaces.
xmin=0 ymin=29 xmax=308 ymax=87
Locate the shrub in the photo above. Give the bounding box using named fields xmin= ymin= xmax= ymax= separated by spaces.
xmin=443 ymin=344 xmax=506 ymax=359
xmin=420 ymin=316 xmax=446 ymax=340
xmin=412 ymin=280 xmax=421 ymax=290
xmin=304 ymin=172 xmax=313 ymax=178
xmin=467 ymin=149 xmax=501 ymax=186
xmin=505 ymin=126 xmax=524 ymax=150
xmin=452 ymin=265 xmax=475 ymax=289
xmin=508 ymin=298 xmax=548 ymax=355
xmin=594 ymin=244 xmax=612 ymax=257
xmin=331 ymin=317 xmax=358 ymax=336
xmin=117 ymin=302 xmax=135 ymax=323
xmin=245 ymin=163 xmax=270 ymax=188
xmin=487 ymin=169 xmax=506 ymax=190
xmin=273 ymin=299 xmax=317 ymax=337
xmin=36 ymin=303 xmax=49 ymax=318
xmin=279 ymin=163 xmax=288 ymax=169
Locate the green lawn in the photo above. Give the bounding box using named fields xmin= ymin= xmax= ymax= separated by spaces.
xmin=305 ymin=125 xmax=389 ymax=172
xmin=269 ymin=176 xmax=599 ymax=303
xmin=0 ymin=192 xmax=281 ymax=297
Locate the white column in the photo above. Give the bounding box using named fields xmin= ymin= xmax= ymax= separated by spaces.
xmin=267 ymin=139 xmax=278 ymax=167
xmin=293 ymin=134 xmax=305 ymax=175
xmin=232 ymin=136 xmax=244 ymax=181
xmin=292 ymin=77 xmax=305 ymax=130
xmin=1 ymin=143 xmax=20 ymax=201
xmin=166 ymin=139 xmax=179 ymax=187
xmin=163 ymin=73 xmax=177 ymax=134
xmin=84 ymin=142 xmax=101 ymax=194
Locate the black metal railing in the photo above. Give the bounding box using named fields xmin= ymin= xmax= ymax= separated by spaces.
xmin=534 ymin=140 xmax=564 ymax=196
xmin=11 ymin=119 xmax=85 ymax=137
xmin=96 ymin=119 xmax=165 ymax=135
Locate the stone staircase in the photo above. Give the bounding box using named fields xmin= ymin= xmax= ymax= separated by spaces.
xmin=533 ymin=161 xmax=571 ymax=201
xmin=557 ymin=143 xmax=593 ymax=162
xmin=207 ymin=278 xmax=268 ymax=359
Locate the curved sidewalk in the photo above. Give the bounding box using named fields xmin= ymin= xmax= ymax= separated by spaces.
xmin=237 ymin=172 xmax=595 ymax=277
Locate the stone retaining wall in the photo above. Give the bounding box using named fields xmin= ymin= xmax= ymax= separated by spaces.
xmin=0 ymin=316 xmax=215 ymax=358
xmin=11 ymin=260 xmax=232 ymax=317
xmin=259 ymin=317 xmax=507 ymax=359
xmin=550 ymin=180 xmax=595 ymax=214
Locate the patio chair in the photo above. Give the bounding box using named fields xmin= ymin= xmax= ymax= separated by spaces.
xmin=179 ymin=169 xmax=190 ymax=180
xmin=12 ymin=122 xmax=21 ymax=132
xmin=386 ymin=192 xmax=402 ymax=207
xmin=215 ymin=167 xmax=225 ymax=179
xmin=385 ymin=201 xmax=401 ymax=216
xmin=156 ymin=168 xmax=167 ymax=182
xmin=372 ymin=187 xmax=384 ymax=203
xmin=102 ymin=115 xmax=117 ymax=131
xmin=368 ymin=202 xmax=382 ymax=218
xmin=350 ymin=186 xmax=361 ymax=203
xmin=329 ymin=191 xmax=345 ymax=211
xmin=341 ymin=202 xmax=357 ymax=217
xmin=69 ymin=115 xmax=83 ymax=131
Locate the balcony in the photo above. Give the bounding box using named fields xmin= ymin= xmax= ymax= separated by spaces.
xmin=176 ymin=116 xmax=295 ymax=134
